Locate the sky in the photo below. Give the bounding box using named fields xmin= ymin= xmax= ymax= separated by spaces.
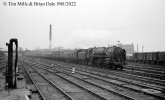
xmin=0 ymin=0 xmax=165 ymax=52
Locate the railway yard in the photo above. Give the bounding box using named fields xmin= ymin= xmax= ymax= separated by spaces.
xmin=2 ymin=0 xmax=165 ymax=99
xmin=0 ymin=55 xmax=165 ymax=100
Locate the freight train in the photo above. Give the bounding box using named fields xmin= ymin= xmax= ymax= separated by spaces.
xmin=28 ymin=46 xmax=126 ymax=70
xmin=127 ymin=52 xmax=165 ymax=65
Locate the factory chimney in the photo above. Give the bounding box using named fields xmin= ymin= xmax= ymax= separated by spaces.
xmin=49 ymin=24 xmax=52 ymax=51
xmin=137 ymin=43 xmax=138 ymax=53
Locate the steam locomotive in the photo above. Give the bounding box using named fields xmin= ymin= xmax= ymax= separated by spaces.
xmin=76 ymin=46 xmax=126 ymax=69
xmin=29 ymin=46 xmax=126 ymax=70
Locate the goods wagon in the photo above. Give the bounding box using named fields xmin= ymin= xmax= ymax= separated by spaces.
xmin=158 ymin=52 xmax=165 ymax=65
xmin=130 ymin=52 xmax=165 ymax=65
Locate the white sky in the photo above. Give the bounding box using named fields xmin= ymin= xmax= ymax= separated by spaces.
xmin=0 ymin=0 xmax=165 ymax=52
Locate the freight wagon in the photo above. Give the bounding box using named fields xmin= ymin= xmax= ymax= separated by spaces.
xmin=128 ymin=52 xmax=165 ymax=65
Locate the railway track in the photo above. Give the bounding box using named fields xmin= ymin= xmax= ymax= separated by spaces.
xmin=23 ymin=62 xmax=75 ymax=100
xmin=34 ymin=57 xmax=165 ymax=81
xmin=24 ymin=61 xmax=143 ymax=100
xmin=25 ymin=57 xmax=165 ymax=88
xmin=124 ymin=64 xmax=165 ymax=80
xmin=35 ymin=58 xmax=165 ymax=88
xmin=0 ymin=65 xmax=6 ymax=69
xmin=0 ymin=61 xmax=7 ymax=67
xmin=126 ymin=64 xmax=165 ymax=73
xmin=0 ymin=61 xmax=7 ymax=76
xmin=23 ymin=58 xmax=165 ymax=100
xmin=23 ymin=60 xmax=136 ymax=100
xmin=0 ymin=64 xmax=6 ymax=79
xmin=18 ymin=61 xmax=40 ymax=100
xmin=126 ymin=63 xmax=165 ymax=74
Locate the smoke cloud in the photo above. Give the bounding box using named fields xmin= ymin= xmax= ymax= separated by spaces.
xmin=61 ymin=28 xmax=116 ymax=49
